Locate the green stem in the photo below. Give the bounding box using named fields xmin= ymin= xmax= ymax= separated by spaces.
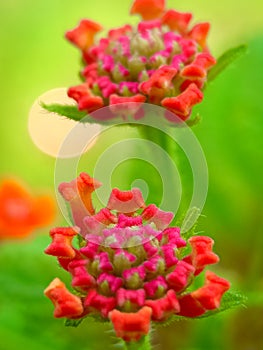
xmin=137 ymin=124 xmax=179 ymax=209
xmin=124 ymin=335 xmax=152 ymax=350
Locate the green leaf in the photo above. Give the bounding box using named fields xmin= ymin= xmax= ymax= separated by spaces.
xmin=40 ymin=102 xmax=120 ymax=125
xmin=64 ymin=318 xmax=84 ymax=327
xmin=207 ymin=44 xmax=248 ymax=82
xmin=41 ymin=102 xmax=88 ymax=122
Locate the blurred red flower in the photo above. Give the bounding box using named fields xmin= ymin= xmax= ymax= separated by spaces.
xmin=0 ymin=179 xmax=56 ymax=240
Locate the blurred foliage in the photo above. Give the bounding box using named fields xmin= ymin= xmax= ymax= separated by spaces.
xmin=0 ymin=0 xmax=263 ymax=350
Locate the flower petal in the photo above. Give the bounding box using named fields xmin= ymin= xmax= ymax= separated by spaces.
xmin=161 ymin=83 xmax=203 ymax=121
xmin=139 ymin=65 xmax=177 ymax=100
xmin=191 ymin=271 xmax=230 ymax=310
xmin=142 ymin=204 xmax=174 ymax=230
xmin=178 ymin=294 xmax=206 ymax=317
xmin=65 ymin=19 xmax=103 ymax=51
xmin=44 ymin=227 xmax=79 ymax=259
xmin=84 ymin=289 xmax=116 ymax=317
xmin=166 ymin=261 xmax=195 ymax=292
xmin=186 ymin=235 xmax=219 ymax=275
xmin=109 ymin=94 xmax=146 ymax=118
xmin=130 ymin=0 xmax=166 ymax=20
xmin=109 ymin=306 xmax=152 ymax=342
xmin=68 ymin=259 xmax=96 ymax=291
xmin=107 ymin=188 xmax=145 ymax=213
xmin=162 ymin=10 xmax=192 ymax=33
xmin=145 ymin=289 xmax=180 ymax=321
xmin=181 ymin=52 xmax=216 ymax=79
xmin=188 ymin=22 xmax=210 ymax=49
xmin=68 ymin=83 xmax=104 ymax=112
xmin=44 ymin=278 xmax=83 ymax=318
xmin=59 ymin=173 xmax=102 ymax=235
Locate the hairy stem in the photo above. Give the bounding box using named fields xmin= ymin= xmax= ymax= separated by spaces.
xmin=124 ymin=335 xmax=152 ymax=350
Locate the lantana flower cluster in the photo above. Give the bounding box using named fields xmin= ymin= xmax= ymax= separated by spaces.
xmin=44 ymin=173 xmax=230 ymax=342
xmin=65 ymin=0 xmax=216 ymax=122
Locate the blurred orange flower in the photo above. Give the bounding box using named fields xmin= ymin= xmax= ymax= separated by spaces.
xmin=0 ymin=179 xmax=56 ymax=240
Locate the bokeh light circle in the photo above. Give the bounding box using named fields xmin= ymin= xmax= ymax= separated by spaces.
xmin=28 ymin=87 xmax=102 ymax=158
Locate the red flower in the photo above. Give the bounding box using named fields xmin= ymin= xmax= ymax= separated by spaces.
xmin=185 ymin=235 xmax=220 ymax=275
xmin=191 ymin=271 xmax=230 ymax=309
xmin=162 ymin=9 xmax=192 ymax=33
xmin=178 ymin=271 xmax=230 ymax=317
xmin=109 ymin=307 xmax=152 ymax=342
xmin=44 ymin=278 xmax=84 ymax=318
xmin=63 ymin=0 xmax=216 ymax=122
xmin=161 ymin=83 xmax=204 ymax=121
xmin=130 ymin=0 xmax=165 ymax=20
xmin=44 ymin=227 xmax=79 ymax=259
xmin=68 ymin=83 xmax=104 ymax=112
xmin=65 ymin=19 xmax=103 ymax=51
xmin=45 ymin=172 xmax=230 ymax=342
xmin=188 ymin=23 xmax=211 ymax=50
xmin=0 ymin=179 xmax=55 ymax=240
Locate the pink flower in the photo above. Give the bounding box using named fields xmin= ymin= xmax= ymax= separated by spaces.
xmin=45 ymin=173 xmax=230 ymax=342
xmin=65 ymin=0 xmax=216 ymax=122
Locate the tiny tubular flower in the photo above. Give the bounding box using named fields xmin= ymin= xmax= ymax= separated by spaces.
xmin=161 ymin=83 xmax=204 ymax=121
xmin=45 ymin=173 xmax=230 ymax=342
xmin=145 ymin=289 xmax=180 ymax=321
xmin=45 ymin=227 xmax=79 ymax=259
xmin=59 ymin=172 xmax=102 ymax=235
xmin=178 ymin=271 xmax=230 ymax=317
xmin=180 ymin=53 xmax=217 ymax=79
xmin=162 ymin=9 xmax=192 ymax=33
xmin=64 ymin=0 xmax=216 ymax=122
xmin=65 ymin=19 xmax=103 ymax=51
xmin=44 ymin=278 xmax=84 ymax=318
xmin=68 ymin=84 xmax=104 ymax=112
xmin=191 ymin=271 xmax=230 ymax=310
xmin=188 ymin=22 xmax=210 ymax=50
xmin=130 ymin=0 xmax=165 ymax=20
xmin=117 ymin=288 xmax=146 ymax=311
xmin=107 ymin=188 xmax=145 ymax=213
xmin=84 ymin=289 xmax=117 ymax=317
xmin=68 ymin=259 xmax=96 ymax=291
xmin=109 ymin=307 xmax=152 ymax=342
xmin=185 ymin=235 xmax=220 ymax=275
xmin=141 ymin=204 xmax=173 ymax=230
xmin=166 ymin=260 xmax=195 ymax=292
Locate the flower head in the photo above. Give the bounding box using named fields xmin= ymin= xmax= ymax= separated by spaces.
xmin=0 ymin=179 xmax=55 ymax=240
xmin=65 ymin=0 xmax=216 ymax=122
xmin=45 ymin=173 xmax=230 ymax=342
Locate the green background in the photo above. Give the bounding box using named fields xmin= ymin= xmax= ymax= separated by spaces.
xmin=1 ymin=0 xmax=263 ymax=349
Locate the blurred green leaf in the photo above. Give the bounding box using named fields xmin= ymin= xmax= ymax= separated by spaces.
xmin=207 ymin=44 xmax=248 ymax=82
